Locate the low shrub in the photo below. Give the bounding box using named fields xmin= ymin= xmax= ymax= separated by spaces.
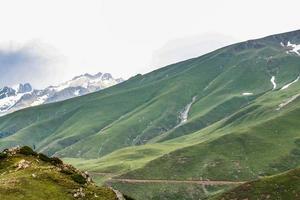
xmin=61 ymin=168 xmax=74 ymax=175
xmin=19 ymin=146 xmax=37 ymax=156
xmin=38 ymin=153 xmax=52 ymax=162
xmin=71 ymin=174 xmax=87 ymax=184
xmin=124 ymin=194 xmax=135 ymax=200
xmin=0 ymin=152 xmax=8 ymax=159
xmin=50 ymin=157 xmax=63 ymax=166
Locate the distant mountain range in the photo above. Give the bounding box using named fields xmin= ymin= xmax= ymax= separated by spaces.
xmin=0 ymin=72 xmax=123 ymax=115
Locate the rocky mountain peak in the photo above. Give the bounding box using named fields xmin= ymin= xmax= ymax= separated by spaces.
xmin=0 ymin=86 xmax=16 ymax=99
xmin=17 ymin=83 xmax=32 ymax=94
xmin=0 ymin=72 xmax=124 ymax=116
xmin=102 ymin=73 xmax=113 ymax=80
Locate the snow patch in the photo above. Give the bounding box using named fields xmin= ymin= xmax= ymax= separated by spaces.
xmin=270 ymin=76 xmax=277 ymax=90
xmin=287 ymin=41 xmax=300 ymax=56
xmin=30 ymin=94 xmax=49 ymax=106
xmin=74 ymin=90 xmax=80 ymax=96
xmin=0 ymin=93 xmax=22 ymax=112
xmin=276 ymin=94 xmax=300 ymax=110
xmin=242 ymin=92 xmax=253 ymax=96
xmin=281 ymin=76 xmax=300 ymax=90
xmin=49 ymin=73 xmax=118 ymax=92
xmin=0 ymin=91 xmax=32 ymax=113
xmin=281 ymin=41 xmax=300 ymax=56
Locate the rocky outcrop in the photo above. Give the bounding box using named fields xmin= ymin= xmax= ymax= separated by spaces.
xmin=15 ymin=159 xmax=31 ymax=170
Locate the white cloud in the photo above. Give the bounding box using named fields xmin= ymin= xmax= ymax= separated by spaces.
xmin=0 ymin=41 xmax=65 ymax=88
xmin=150 ymin=33 xmax=237 ymax=70
xmin=0 ymin=0 xmax=299 ymax=87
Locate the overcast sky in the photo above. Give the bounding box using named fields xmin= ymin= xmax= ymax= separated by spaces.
xmin=1 ymin=0 xmax=300 ymax=88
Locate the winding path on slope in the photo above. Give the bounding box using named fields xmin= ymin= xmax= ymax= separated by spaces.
xmin=90 ymin=172 xmax=245 ymax=185
xmin=106 ymin=178 xmax=245 ymax=186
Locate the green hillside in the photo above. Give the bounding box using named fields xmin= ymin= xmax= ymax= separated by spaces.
xmin=1 ymin=30 xmax=300 ymax=157
xmin=120 ymin=85 xmax=300 ymax=181
xmin=1 ymin=29 xmax=300 ymax=199
xmin=0 ymin=146 xmax=117 ymax=200
xmin=212 ymin=168 xmax=300 ymax=200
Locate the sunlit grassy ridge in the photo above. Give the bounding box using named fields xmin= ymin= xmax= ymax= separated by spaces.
xmin=0 ymin=147 xmax=117 ymax=200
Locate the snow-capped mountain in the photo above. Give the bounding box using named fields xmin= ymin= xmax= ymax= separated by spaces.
xmin=0 ymin=84 xmax=33 ymax=114
xmin=0 ymin=72 xmax=123 ymax=116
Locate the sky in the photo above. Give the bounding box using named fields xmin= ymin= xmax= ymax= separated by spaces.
xmin=0 ymin=0 xmax=300 ymax=88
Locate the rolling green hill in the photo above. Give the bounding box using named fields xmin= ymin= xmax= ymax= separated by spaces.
xmin=212 ymin=168 xmax=300 ymax=200
xmin=1 ymin=29 xmax=300 ymax=199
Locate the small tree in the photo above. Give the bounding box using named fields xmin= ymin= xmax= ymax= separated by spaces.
xmin=19 ymin=146 xmax=37 ymax=156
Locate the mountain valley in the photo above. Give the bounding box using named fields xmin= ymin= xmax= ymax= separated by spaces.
xmin=1 ymin=30 xmax=300 ymax=199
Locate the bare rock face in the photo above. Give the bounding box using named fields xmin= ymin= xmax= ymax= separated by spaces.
xmin=15 ymin=159 xmax=31 ymax=170
xmin=110 ymin=187 xmax=126 ymax=200
xmin=3 ymin=146 xmax=20 ymax=156
xmin=73 ymin=187 xmax=85 ymax=198
xmin=17 ymin=83 xmax=32 ymax=94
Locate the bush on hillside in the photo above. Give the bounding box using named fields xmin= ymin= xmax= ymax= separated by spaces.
xmin=294 ymin=138 xmax=300 ymax=147
xmin=0 ymin=152 xmax=8 ymax=159
xmin=71 ymin=174 xmax=87 ymax=184
xmin=124 ymin=194 xmax=135 ymax=200
xmin=61 ymin=167 xmax=74 ymax=175
xmin=50 ymin=157 xmax=63 ymax=166
xmin=19 ymin=146 xmax=37 ymax=156
xmin=38 ymin=153 xmax=52 ymax=162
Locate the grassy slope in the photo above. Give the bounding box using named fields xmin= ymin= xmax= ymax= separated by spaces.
xmin=67 ymin=70 xmax=300 ymax=179
xmin=0 ymin=149 xmax=117 ymax=200
xmin=212 ymin=168 xmax=300 ymax=200
xmin=79 ymin=84 xmax=300 ymax=199
xmin=111 ymin=182 xmax=231 ymax=200
xmin=120 ymin=82 xmax=300 ymax=181
xmin=65 ymin=31 xmax=300 ymax=199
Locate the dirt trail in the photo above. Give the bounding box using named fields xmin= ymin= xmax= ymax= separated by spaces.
xmin=107 ymin=178 xmax=245 ymax=185
xmin=90 ymin=171 xmax=245 ymax=185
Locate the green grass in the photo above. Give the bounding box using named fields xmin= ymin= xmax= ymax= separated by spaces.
xmin=212 ymin=168 xmax=300 ymax=200
xmin=0 ymin=149 xmax=117 ymax=200
xmin=110 ymin=182 xmax=231 ymax=200
xmin=64 ymin=143 xmax=184 ymax=179
xmin=119 ymin=85 xmax=300 ymax=180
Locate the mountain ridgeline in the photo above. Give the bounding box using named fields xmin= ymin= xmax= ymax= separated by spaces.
xmin=0 ymin=72 xmax=123 ymax=116
xmin=1 ymin=30 xmax=300 ymax=199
